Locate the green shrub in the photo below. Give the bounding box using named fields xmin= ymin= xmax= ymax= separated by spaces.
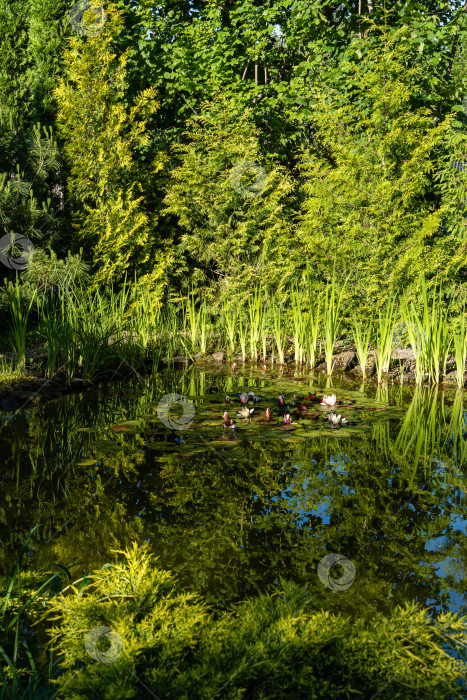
xmin=48 ymin=544 xmax=467 ymax=699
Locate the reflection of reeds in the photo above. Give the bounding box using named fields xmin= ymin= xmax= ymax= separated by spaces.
xmin=446 ymin=390 xmax=467 ymax=467
xmin=452 ymin=313 xmax=467 ymax=389
xmin=394 ymin=386 xmax=447 ymax=485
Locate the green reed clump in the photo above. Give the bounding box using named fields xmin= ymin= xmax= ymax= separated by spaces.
xmin=272 ymin=301 xmax=287 ymax=365
xmin=402 ymin=279 xmax=451 ymax=384
xmin=323 ymin=271 xmax=346 ymax=375
xmin=247 ymin=285 xmax=262 ymax=361
xmin=452 ymin=312 xmax=467 ymax=389
xmin=353 ymin=315 xmax=372 ymax=380
xmin=8 ymin=279 xmax=36 ymax=369
xmin=291 ymin=286 xmax=307 ymax=365
xmin=238 ymin=314 xmax=248 ymax=362
xmin=222 ymin=297 xmax=237 ymax=354
xmin=374 ymin=301 xmax=396 ymax=383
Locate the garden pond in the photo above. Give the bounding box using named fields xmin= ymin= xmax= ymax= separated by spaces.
xmin=1 ymin=365 xmax=466 ymax=624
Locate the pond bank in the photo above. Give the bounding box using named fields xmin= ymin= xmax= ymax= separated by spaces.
xmin=0 ymin=344 xmax=464 ymax=412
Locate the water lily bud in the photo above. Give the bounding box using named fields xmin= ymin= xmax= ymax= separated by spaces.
xmin=223 ymin=411 xmax=229 ymax=421
xmin=225 ymin=396 xmax=230 ymax=403
xmin=265 ymin=407 xmax=271 ymax=419
xmin=232 ymin=362 xmax=237 ymax=372
xmin=278 ymin=395 xmax=285 ymax=406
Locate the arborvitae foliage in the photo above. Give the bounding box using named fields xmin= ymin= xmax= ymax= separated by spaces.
xmin=54 ymin=2 xmax=169 ymax=290
xmin=47 ymin=543 xmax=467 ymax=699
xmin=0 ymin=0 xmax=31 ymax=130
xmin=163 ymin=95 xmax=297 ymax=302
xmin=27 ymin=0 xmax=72 ymax=127
xmin=0 ymin=0 xmax=70 ymax=130
xmin=299 ymin=20 xmax=463 ymax=316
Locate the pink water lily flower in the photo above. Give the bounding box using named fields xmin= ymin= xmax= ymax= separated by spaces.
xmin=328 ymin=413 xmax=348 ymax=425
xmin=223 ymin=411 xmax=229 ymax=421
xmin=283 ymin=413 xmax=292 ymax=424
xmin=239 ymin=392 xmax=249 ymax=405
xmin=321 ymin=394 xmax=338 ymax=407
xmin=232 ymin=362 xmax=237 ymax=372
xmin=278 ymin=395 xmax=285 ymax=406
xmin=262 ymin=364 xmax=267 ymax=372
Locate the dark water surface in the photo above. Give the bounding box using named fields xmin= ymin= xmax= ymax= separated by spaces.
xmin=1 ymin=365 xmax=466 ymax=622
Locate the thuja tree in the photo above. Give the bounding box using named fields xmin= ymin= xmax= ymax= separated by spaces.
xmin=54 ymin=1 xmax=170 ymax=290
xmin=163 ymin=95 xmax=297 ymax=301
xmin=299 ymin=20 xmax=466 ymax=315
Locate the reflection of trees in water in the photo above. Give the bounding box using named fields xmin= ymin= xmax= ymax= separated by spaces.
xmin=0 ymin=370 xmax=466 ymax=620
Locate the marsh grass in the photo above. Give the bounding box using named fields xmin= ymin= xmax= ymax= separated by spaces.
xmin=291 ymin=287 xmax=307 ymax=365
xmin=8 ymin=280 xmax=36 ymax=368
xmin=353 ymin=316 xmax=372 ymax=380
xmin=247 ymin=286 xmax=262 ymax=361
xmin=375 ymin=301 xmax=396 ymax=383
xmin=323 ymin=271 xmax=346 ymax=375
xmin=223 ymin=297 xmax=237 ymax=354
xmin=402 ymin=280 xmax=451 ymax=384
xmin=272 ymin=301 xmax=286 ymax=365
xmin=452 ymin=312 xmax=467 ymax=389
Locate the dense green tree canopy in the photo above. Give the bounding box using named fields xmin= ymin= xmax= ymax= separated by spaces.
xmin=1 ymin=0 xmax=467 ymax=307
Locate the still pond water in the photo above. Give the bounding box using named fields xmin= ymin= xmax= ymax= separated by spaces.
xmin=1 ymin=365 xmax=466 ymax=622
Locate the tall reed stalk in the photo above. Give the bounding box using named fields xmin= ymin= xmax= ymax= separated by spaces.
xmin=272 ymin=302 xmax=286 ymax=365
xmin=374 ymin=301 xmax=396 ymax=383
xmin=248 ymin=286 xmax=262 ymax=361
xmin=452 ymin=312 xmax=467 ymax=389
xmin=291 ymin=286 xmax=307 ymax=364
xmin=402 ymin=278 xmax=450 ymax=384
xmin=223 ymin=298 xmax=237 ymax=354
xmin=8 ymin=280 xmax=36 ymax=368
xmin=323 ymin=271 xmax=346 ymax=375
xmin=353 ymin=316 xmax=372 ymax=380
xmin=238 ymin=310 xmax=247 ymax=362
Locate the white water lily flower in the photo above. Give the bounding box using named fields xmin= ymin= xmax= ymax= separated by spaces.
xmin=328 ymin=413 xmax=348 ymax=425
xmin=321 ymin=394 xmax=338 ymax=407
xmin=237 ymin=407 xmax=254 ymax=418
xmin=239 ymin=392 xmax=249 ymax=405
